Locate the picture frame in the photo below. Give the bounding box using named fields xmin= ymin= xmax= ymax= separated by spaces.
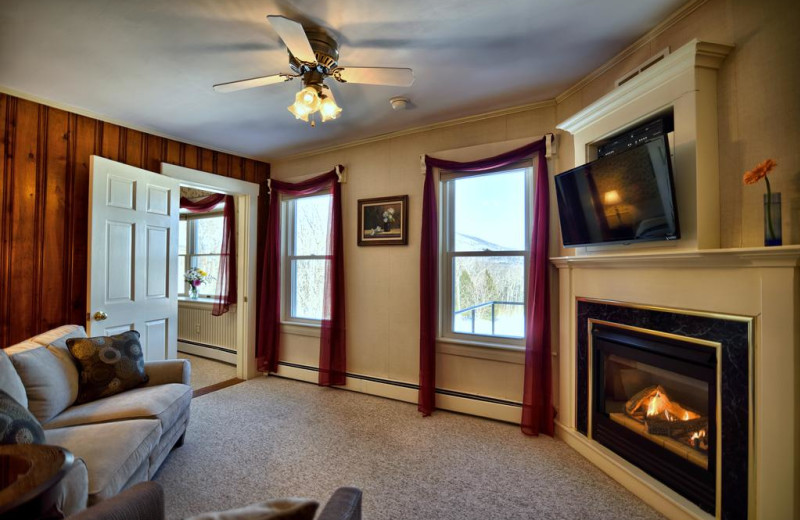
xmin=357 ymin=195 xmax=409 ymax=246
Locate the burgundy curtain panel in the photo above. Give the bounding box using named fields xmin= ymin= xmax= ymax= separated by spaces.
xmin=420 ymin=138 xmax=554 ymax=435
xmin=179 ymin=194 xmax=237 ymax=316
xmin=255 ymin=167 xmax=346 ymax=387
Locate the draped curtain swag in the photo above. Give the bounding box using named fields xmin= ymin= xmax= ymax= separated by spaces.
xmin=420 ymin=138 xmax=553 ymax=436
xmin=256 ymin=166 xmax=346 ymax=387
xmin=179 ymin=194 xmax=237 ymax=317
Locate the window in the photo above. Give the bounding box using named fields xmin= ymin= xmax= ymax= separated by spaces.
xmin=282 ymin=193 xmax=332 ymax=322
xmin=441 ymin=164 xmax=532 ymax=346
xmin=179 ymin=213 xmax=224 ymax=297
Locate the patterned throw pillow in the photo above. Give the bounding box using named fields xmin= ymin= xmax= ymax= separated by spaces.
xmin=66 ymin=330 xmax=149 ymax=404
xmin=0 ymin=389 xmax=45 ymax=444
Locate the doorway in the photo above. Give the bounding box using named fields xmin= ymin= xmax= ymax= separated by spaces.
xmin=161 ymin=163 xmax=260 ymax=385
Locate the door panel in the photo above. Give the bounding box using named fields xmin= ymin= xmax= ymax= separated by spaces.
xmin=89 ymin=156 xmax=179 ymax=360
xmin=146 ymin=226 xmax=169 ymax=298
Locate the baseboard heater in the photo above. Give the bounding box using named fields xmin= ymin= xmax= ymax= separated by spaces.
xmin=178 ymin=339 xmax=235 ymax=354
xmin=276 ymin=361 xmax=522 ymax=408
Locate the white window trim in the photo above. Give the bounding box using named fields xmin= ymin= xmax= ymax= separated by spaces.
xmin=280 ymin=192 xmax=331 ymax=325
xmin=179 ymin=211 xmax=224 ymax=298
xmin=437 ymin=159 xmax=535 ymax=350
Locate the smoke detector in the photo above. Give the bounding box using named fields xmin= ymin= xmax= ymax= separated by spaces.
xmin=390 ymin=97 xmax=410 ymax=111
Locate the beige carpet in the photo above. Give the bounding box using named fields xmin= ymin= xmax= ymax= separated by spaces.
xmin=178 ymin=353 xmax=237 ymax=390
xmin=154 ymin=377 xmax=665 ymax=520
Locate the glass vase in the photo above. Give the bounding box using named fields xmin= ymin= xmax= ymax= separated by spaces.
xmin=764 ymin=192 xmax=782 ymax=247
xmin=189 ymin=285 xmax=199 ymax=299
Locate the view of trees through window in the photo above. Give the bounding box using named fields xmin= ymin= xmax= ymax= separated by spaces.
xmin=287 ymin=194 xmax=331 ymax=320
xmin=179 ymin=215 xmax=223 ymax=297
xmin=448 ymin=168 xmax=528 ymax=339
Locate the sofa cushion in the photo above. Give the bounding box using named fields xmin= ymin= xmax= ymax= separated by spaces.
xmin=0 ymin=348 xmax=27 ymax=408
xmin=44 ymin=419 xmax=162 ymax=503
xmin=30 ymin=324 xmax=87 ymax=349
xmin=6 ymin=340 xmax=79 ymax=423
xmin=44 ymin=383 xmax=192 ymax=435
xmin=67 ymin=330 xmax=149 ymax=404
xmin=0 ymin=389 xmax=45 ymax=444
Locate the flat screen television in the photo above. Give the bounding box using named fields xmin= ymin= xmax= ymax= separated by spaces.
xmin=555 ymin=134 xmax=679 ymax=247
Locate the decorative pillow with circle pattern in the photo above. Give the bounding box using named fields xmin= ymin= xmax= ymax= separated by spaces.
xmin=0 ymin=389 xmax=45 ymax=444
xmin=66 ymin=330 xmax=149 ymax=404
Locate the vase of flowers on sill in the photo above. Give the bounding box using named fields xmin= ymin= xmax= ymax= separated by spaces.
xmin=743 ymin=158 xmax=781 ymax=246
xmin=184 ymin=267 xmax=212 ymax=299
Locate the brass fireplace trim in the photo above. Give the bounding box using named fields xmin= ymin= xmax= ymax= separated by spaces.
xmin=578 ymin=298 xmax=755 ymax=520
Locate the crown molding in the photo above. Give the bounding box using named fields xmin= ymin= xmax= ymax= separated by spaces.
xmin=272 ymin=99 xmax=556 ymax=162
xmin=0 ymin=84 xmax=265 ymax=163
xmin=555 ymin=0 xmax=711 ymax=105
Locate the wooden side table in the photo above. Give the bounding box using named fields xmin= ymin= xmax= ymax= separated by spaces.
xmin=0 ymin=444 xmax=73 ymax=520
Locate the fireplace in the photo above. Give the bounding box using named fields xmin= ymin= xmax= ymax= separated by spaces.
xmin=573 ymin=299 xmax=752 ymax=520
xmin=591 ymin=322 xmax=717 ymax=514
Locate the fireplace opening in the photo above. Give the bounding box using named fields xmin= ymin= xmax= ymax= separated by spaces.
xmin=591 ymin=323 xmax=717 ymax=515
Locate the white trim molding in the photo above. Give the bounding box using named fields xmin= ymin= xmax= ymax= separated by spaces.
xmin=161 ymin=163 xmax=261 ymax=380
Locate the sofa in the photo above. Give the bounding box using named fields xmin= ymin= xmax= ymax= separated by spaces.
xmin=0 ymin=325 xmax=192 ymax=516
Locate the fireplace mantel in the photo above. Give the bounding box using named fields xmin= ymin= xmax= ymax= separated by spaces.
xmin=552 ymin=248 xmax=799 ymax=520
xmin=551 ymin=245 xmax=800 ymax=269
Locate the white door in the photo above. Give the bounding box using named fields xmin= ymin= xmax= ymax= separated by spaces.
xmin=87 ymin=156 xmax=179 ymax=360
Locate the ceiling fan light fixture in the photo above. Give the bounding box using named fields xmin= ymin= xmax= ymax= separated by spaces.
xmin=319 ymin=87 xmax=342 ymax=122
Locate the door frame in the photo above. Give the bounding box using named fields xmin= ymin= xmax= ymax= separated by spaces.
xmin=160 ymin=163 xmax=260 ymax=380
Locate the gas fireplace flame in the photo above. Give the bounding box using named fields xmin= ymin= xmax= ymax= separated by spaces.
xmin=627 ymin=385 xmax=700 ymax=422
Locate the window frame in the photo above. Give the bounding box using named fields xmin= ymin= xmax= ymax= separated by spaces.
xmin=280 ymin=192 xmax=332 ymax=325
xmin=438 ymin=160 xmax=534 ymax=349
xmin=179 ymin=211 xmax=224 ymax=298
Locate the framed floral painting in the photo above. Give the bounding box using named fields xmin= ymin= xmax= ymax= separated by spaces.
xmin=357 ymin=195 xmax=409 ymax=246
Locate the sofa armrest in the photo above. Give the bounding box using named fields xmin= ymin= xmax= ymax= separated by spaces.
xmin=67 ymin=482 xmax=164 ymax=520
xmin=144 ymin=359 xmax=191 ymax=386
xmin=317 ymin=487 xmax=362 ymax=520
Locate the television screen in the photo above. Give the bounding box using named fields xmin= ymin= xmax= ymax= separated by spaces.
xmin=555 ymin=135 xmax=679 ymax=247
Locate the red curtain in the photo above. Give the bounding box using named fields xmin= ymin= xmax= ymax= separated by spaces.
xmin=179 ymin=194 xmax=237 ymax=317
xmin=420 ymin=138 xmax=553 ymax=435
xmin=255 ymin=167 xmax=346 ymax=386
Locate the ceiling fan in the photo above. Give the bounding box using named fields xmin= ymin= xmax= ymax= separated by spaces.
xmin=213 ymin=15 xmax=414 ymax=125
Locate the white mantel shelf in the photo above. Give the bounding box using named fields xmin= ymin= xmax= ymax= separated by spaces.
xmin=551 ymin=245 xmax=800 ymax=269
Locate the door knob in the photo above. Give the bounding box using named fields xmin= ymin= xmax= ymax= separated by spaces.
xmin=93 ymin=311 xmax=108 ymax=321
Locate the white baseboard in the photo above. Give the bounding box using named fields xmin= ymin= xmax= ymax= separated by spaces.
xmin=178 ymin=341 xmax=236 ymax=365
xmin=554 ymin=421 xmax=712 ymax=520
xmin=273 ymin=364 xmax=522 ymax=424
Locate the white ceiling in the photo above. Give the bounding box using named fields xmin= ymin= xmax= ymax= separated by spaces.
xmin=0 ymin=0 xmax=686 ymax=160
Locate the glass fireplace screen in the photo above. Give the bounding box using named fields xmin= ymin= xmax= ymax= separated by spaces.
xmin=601 ymin=353 xmax=710 ymax=469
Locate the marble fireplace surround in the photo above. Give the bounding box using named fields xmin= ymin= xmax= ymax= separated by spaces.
xmin=576 ymin=298 xmax=750 ymax=519
xmin=552 ymin=248 xmax=800 ymax=520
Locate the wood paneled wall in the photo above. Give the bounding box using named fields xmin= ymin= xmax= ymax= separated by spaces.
xmin=0 ymin=94 xmax=270 ymax=348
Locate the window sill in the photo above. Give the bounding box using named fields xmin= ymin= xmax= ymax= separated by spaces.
xmin=178 ymin=297 xmax=216 ymax=307
xmin=280 ymin=321 xmax=321 ymax=338
xmin=436 ymin=337 xmax=525 ymax=364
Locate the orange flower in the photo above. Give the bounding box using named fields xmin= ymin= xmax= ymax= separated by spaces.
xmin=743 ymin=159 xmax=777 ymax=185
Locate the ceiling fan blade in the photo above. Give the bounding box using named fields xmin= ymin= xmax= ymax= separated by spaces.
xmin=213 ymin=74 xmax=289 ymax=93
xmin=334 ymin=67 xmax=414 ymax=87
xmin=267 ymin=15 xmax=316 ymax=64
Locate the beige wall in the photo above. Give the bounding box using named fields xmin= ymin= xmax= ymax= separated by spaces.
xmin=556 ymin=0 xmax=800 ymax=248
xmin=271 ymin=105 xmax=556 ymax=406
xmin=269 ymin=0 xmax=797 ymax=410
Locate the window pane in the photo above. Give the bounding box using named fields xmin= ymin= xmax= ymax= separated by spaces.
xmin=453 ymin=256 xmax=524 ymax=338
xmin=453 ymin=169 xmax=526 ymax=251
xmin=294 ymin=194 xmax=331 ymax=256
xmin=178 ymin=255 xmax=186 ymax=293
xmin=195 ymin=216 xmax=224 ymax=254
xmin=178 ymin=220 xmax=187 ymax=255
xmin=292 ymin=259 xmax=326 ymax=320
xmin=193 ymin=256 xmax=220 ymax=296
